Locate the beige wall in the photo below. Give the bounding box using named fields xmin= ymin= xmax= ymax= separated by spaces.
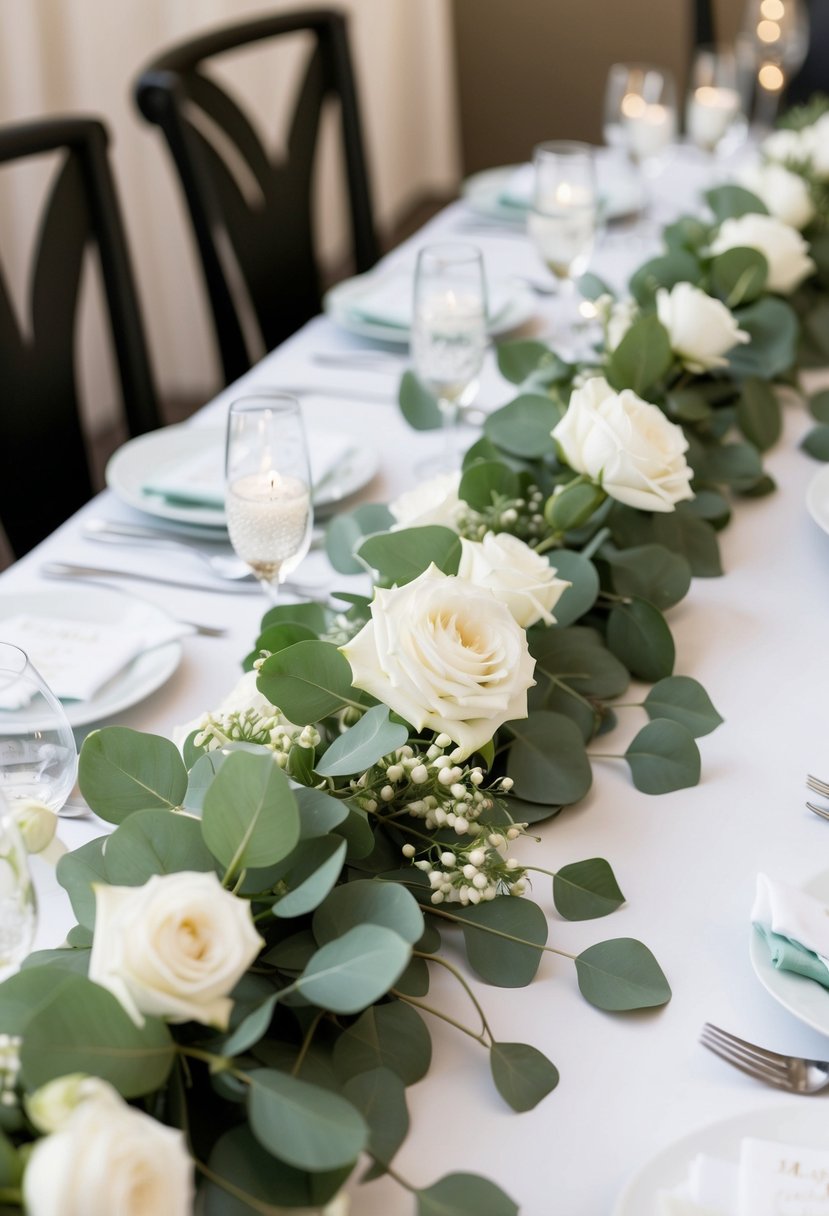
xmin=0 ymin=0 xmax=461 ymax=415
xmin=452 ymin=0 xmax=744 ymax=172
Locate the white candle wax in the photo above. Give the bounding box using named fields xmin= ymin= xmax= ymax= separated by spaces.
xmin=687 ymin=86 xmax=740 ymax=150
xmin=623 ymin=102 xmax=675 ymax=161
xmin=226 ymin=471 xmax=310 ymax=572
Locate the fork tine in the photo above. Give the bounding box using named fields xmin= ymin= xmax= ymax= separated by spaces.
xmin=700 ymin=1035 xmax=795 ymax=1091
xmin=701 ymin=1023 xmax=790 ymax=1069
xmin=807 ymin=774 xmax=829 ymax=796
xmin=807 ymin=801 xmax=829 ymax=821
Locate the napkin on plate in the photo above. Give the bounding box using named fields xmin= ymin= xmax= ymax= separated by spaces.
xmin=0 ymin=612 xmax=192 ymax=707
xmin=498 ymin=163 xmax=534 ymax=209
xmin=345 ymin=270 xmax=515 ymax=331
xmin=142 ymin=433 xmax=357 ymax=510
xmin=751 ymin=872 xmax=829 ymax=986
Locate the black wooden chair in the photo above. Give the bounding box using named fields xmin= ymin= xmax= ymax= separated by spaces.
xmin=135 ymin=9 xmax=379 ymax=387
xmin=0 ymin=117 xmax=160 ymax=558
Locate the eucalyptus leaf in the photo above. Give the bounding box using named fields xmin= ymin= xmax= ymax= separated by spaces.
xmin=294 ymin=786 xmax=349 ymax=839
xmin=316 ymin=705 xmax=409 ymax=777
xmin=553 ymin=858 xmax=625 ymax=921
xmin=201 ymin=750 xmax=300 ymax=872
xmin=358 ymin=526 xmax=461 ymax=584
xmin=452 ymin=897 xmax=548 ymax=987
xmin=78 ymin=727 xmax=187 ymax=824
xmin=625 ymin=720 xmax=701 ymax=793
xmin=505 ymin=711 xmax=592 ymax=805
xmin=56 ymin=837 xmax=108 ymax=929
xmin=578 ymin=271 xmax=615 ymax=300
xmin=546 ymin=550 xmax=600 ymax=626
xmin=314 ymin=878 xmax=425 ymax=946
xmin=206 ymin=1126 xmax=350 ymax=1214
xmin=709 ymin=247 xmax=767 ymax=307
xmin=736 ymin=378 xmax=781 ymax=451
xmin=399 ymin=370 xmax=442 ymax=430
xmin=705 ymin=184 xmax=766 ymax=221
xmin=458 ymin=461 xmax=521 ymax=511
xmin=802 ymin=425 xmax=829 ymax=461
xmin=483 ymin=394 xmax=560 ymax=457
xmin=496 ymin=339 xmax=566 ymax=385
xmin=728 ymin=297 xmax=799 ymax=379
xmin=247 ymin=1069 xmax=367 ymax=1171
xmin=605 ymin=544 xmax=691 ymax=611
xmin=273 ymin=836 xmax=347 ymax=919
xmin=103 ymin=809 xmax=217 ymax=886
xmin=325 ymin=503 xmax=395 ymax=575
xmin=529 ymin=626 xmax=630 ymax=698
xmin=260 ymin=602 xmax=331 ymax=634
xmin=332 ymin=1000 xmax=432 ymax=1086
xmin=606 ymin=599 xmax=675 ymax=682
xmin=295 ymin=924 xmax=411 ymax=1013
xmin=643 ymin=676 xmax=724 ymax=737
xmin=342 ymin=1066 xmax=409 ymax=1178
xmin=810 ymin=390 xmax=829 ymax=423
xmin=490 ymin=1041 xmax=559 ymax=1111
xmin=257 ymin=641 xmax=361 ymax=723
xmin=606 ymin=313 xmax=674 ymax=396
xmin=416 ymin=1173 xmax=518 ymax=1216
xmin=575 ymin=938 xmax=672 ymax=1011
xmin=628 ymin=251 xmax=702 ymax=308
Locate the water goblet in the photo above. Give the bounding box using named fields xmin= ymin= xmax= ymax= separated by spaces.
xmin=604 ymin=63 xmax=677 ymax=178
xmin=0 ymin=642 xmax=78 ymax=814
xmin=738 ymin=0 xmax=810 ymax=130
xmin=686 ymin=46 xmax=746 ymax=164
xmin=527 ymin=141 xmax=597 ymax=355
xmin=225 ymin=393 xmax=313 ymax=604
xmin=410 ymin=242 xmax=488 ymax=474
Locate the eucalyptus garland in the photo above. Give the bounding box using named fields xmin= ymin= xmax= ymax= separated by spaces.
xmin=0 ymin=102 xmax=826 ymax=1216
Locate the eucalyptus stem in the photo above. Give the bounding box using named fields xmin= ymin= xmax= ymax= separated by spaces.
xmin=291 ymin=1010 xmax=323 ymax=1078
xmin=581 ymin=525 xmax=611 ymax=561
xmin=548 ymin=674 xmax=597 ymax=713
xmin=412 ymin=949 xmax=493 ymax=1042
xmin=391 ymin=989 xmax=488 ymax=1046
xmin=176 ymin=1044 xmax=233 ymax=1073
xmin=534 ymin=533 xmax=563 ymax=556
xmin=424 ymin=904 xmax=576 ymax=961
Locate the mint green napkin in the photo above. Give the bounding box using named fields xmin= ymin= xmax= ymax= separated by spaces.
xmin=754 ymin=922 xmax=829 ymax=987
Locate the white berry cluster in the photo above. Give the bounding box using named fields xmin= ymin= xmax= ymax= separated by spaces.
xmin=457 ymin=488 xmax=548 ymax=546
xmin=0 ymin=1034 xmax=21 ymax=1108
xmin=192 ymin=706 xmax=320 ymax=769
xmin=348 ymin=734 xmax=515 ymax=837
xmin=403 ymin=833 xmax=528 ymax=906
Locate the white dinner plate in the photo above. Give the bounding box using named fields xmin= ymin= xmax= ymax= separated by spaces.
xmin=0 ymin=587 xmax=182 ymax=729
xmin=806 ymin=465 xmax=829 ymax=539
xmin=749 ymin=869 xmax=829 ymax=1036
xmin=613 ymin=1104 xmax=829 ymax=1214
xmin=106 ymin=425 xmax=379 ymax=529
xmin=323 ymin=272 xmax=536 ymax=345
xmin=461 ymin=163 xmax=646 ymax=225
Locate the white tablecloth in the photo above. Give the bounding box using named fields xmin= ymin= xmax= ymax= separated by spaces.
xmin=6 ymin=147 xmax=829 ymax=1214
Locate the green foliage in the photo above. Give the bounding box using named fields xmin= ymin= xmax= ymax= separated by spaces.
xmin=483 ymin=394 xmax=561 ymax=456
xmin=316 ymin=705 xmax=409 ymax=777
xmin=553 ymin=858 xmax=625 ymax=921
xmin=452 ymin=898 xmax=548 ymax=987
xmin=625 ymin=720 xmax=701 ymax=793
xmin=416 ymin=1174 xmax=519 ymax=1216
xmin=704 ymin=184 xmax=767 ymax=221
xmin=202 ymin=750 xmax=300 ymax=873
xmin=489 ymin=1041 xmax=559 ymax=1111
xmin=325 ymin=502 xmax=395 ymax=574
xmin=575 ymin=938 xmax=672 ymax=1010
xmin=358 ymin=525 xmax=461 ymax=583
xmin=606 ymin=313 xmax=674 ymax=395
xmin=257 ymin=641 xmax=361 ymax=723
xmin=246 ymin=1069 xmax=368 ymax=1170
xmin=78 ymin=727 xmax=187 ymax=823
xmin=399 ymin=370 xmax=443 ymax=430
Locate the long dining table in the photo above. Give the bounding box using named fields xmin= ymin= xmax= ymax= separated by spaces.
xmin=5 ymin=146 xmax=829 ymax=1214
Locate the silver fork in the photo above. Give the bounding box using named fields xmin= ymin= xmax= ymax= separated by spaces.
xmin=700 ymin=1023 xmax=829 ymax=1094
xmin=807 ymin=774 xmax=829 ymax=798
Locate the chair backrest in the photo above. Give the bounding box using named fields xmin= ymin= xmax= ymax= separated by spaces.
xmin=0 ymin=117 xmax=159 ymax=558
xmin=692 ymin=0 xmax=716 ymax=48
xmin=135 ymin=9 xmax=379 ymax=386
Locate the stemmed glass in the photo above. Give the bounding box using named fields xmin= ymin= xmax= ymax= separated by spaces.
xmin=738 ymin=0 xmax=810 ymax=129
xmin=0 ymin=791 xmax=36 ymax=981
xmin=225 ymin=393 xmax=314 ymax=603
xmin=527 ymin=141 xmax=597 ymax=354
xmin=686 ymin=46 xmax=746 ymax=164
xmin=410 ymin=243 xmax=488 ymax=474
xmin=604 ymin=63 xmax=677 ymax=178
xmin=0 ymin=642 xmax=78 ymax=814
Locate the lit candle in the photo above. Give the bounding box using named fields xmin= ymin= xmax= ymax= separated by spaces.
xmin=623 ymin=100 xmax=675 ymax=161
xmin=225 ymin=471 xmax=310 ymax=577
xmin=687 ymin=85 xmax=741 ymax=151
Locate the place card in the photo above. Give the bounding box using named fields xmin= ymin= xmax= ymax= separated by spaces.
xmin=738 ymin=1138 xmax=829 ymax=1214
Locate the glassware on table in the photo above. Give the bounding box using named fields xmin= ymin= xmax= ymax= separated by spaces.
xmin=410 ymin=242 xmax=488 ymax=473
xmin=224 ymin=393 xmax=313 ymax=604
xmin=738 ymin=0 xmax=810 ymax=130
xmin=0 ymin=791 xmax=36 ymax=981
xmin=526 ymin=141 xmax=597 ymax=355
xmin=0 ymin=642 xmax=78 ymax=814
xmin=604 ymin=62 xmax=677 ymax=176
xmin=686 ymin=46 xmax=747 ymax=159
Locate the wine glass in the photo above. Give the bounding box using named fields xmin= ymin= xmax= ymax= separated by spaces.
xmin=0 ymin=642 xmax=78 ymax=814
xmin=0 ymin=791 xmax=36 ymax=981
xmin=225 ymin=393 xmax=314 ymax=603
xmin=604 ymin=63 xmax=677 ymax=176
xmin=410 ymin=243 xmax=488 ymax=473
xmin=686 ymin=46 xmax=747 ymax=160
xmin=526 ymin=141 xmax=597 ymax=355
xmin=738 ymin=0 xmax=810 ymax=129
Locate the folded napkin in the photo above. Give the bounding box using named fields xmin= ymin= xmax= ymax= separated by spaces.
xmin=346 ymin=270 xmax=514 ymax=331
xmin=142 ymin=433 xmax=356 ymax=510
xmin=0 ymin=612 xmax=191 ymax=707
xmin=751 ymin=872 xmax=829 ymax=987
xmin=499 ymin=163 xmax=534 ymax=209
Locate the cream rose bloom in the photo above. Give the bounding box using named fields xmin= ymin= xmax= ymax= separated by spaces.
xmin=25 ymin=1074 xmax=115 ymax=1135
xmin=803 ymin=113 xmax=829 ymax=178
xmin=552 ymin=377 xmax=694 ymax=513
xmin=340 ymin=564 xmax=535 ymax=760
xmin=708 ymin=213 xmax=815 ymax=294
xmin=739 ymin=162 xmax=816 ymax=230
xmin=23 ymin=1080 xmax=193 ymax=1216
xmin=457 ymin=533 xmax=569 ymax=627
xmin=89 ymin=871 xmax=265 ymax=1028
xmin=762 ymin=126 xmax=808 ymax=166
xmin=656 ymin=282 xmax=750 ymax=373
xmin=389 ymin=471 xmax=462 ymax=531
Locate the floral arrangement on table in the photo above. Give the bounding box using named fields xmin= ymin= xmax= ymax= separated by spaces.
xmin=2 ymin=102 xmax=828 ymax=1216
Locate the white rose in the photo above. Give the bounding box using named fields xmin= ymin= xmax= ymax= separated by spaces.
xmin=738 ymin=161 xmax=816 ymax=230
xmin=552 ymin=376 xmax=694 ymax=514
xmin=10 ymin=800 xmax=57 ymax=854
xmin=389 ymin=471 xmax=462 ymax=531
xmin=605 ymin=297 xmax=638 ymax=352
xmin=655 ymin=282 xmax=750 ymax=373
xmin=457 ymin=533 xmax=569 ymax=627
xmin=23 ymin=1082 xmax=193 ymax=1216
xmin=708 ymin=213 xmax=815 ymax=294
xmin=762 ymin=126 xmax=808 ymax=166
xmin=89 ymin=871 xmax=264 ymax=1028
xmin=25 ymin=1073 xmax=115 ymax=1135
xmin=803 ymin=113 xmax=829 ymax=178
xmin=340 ymin=564 xmax=536 ymax=760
